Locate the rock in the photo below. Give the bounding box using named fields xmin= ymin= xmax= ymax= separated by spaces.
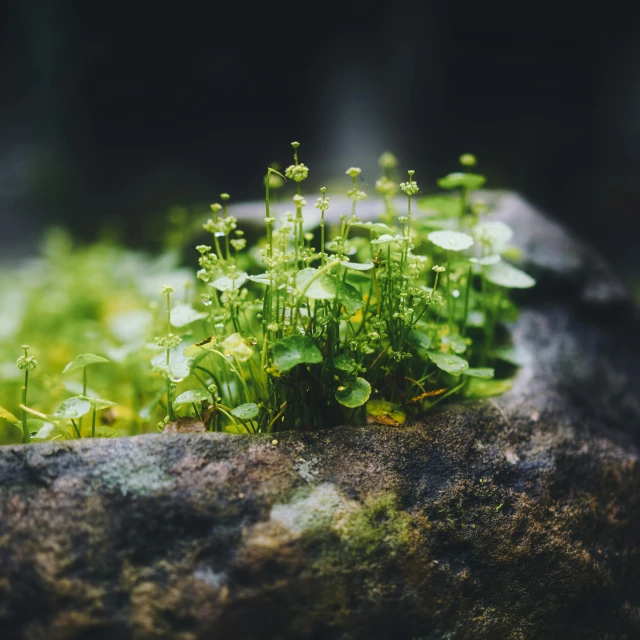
xmin=1 ymin=192 xmax=639 ymax=639
xmin=163 ymin=418 xmax=206 ymax=434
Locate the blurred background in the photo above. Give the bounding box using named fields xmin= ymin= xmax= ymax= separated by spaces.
xmin=1 ymin=1 xmax=638 ymax=280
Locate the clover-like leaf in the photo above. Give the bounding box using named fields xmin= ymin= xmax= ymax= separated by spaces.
xmin=465 ymin=378 xmax=513 ymax=398
xmin=221 ymin=333 xmax=254 ymax=362
xmin=462 ymin=367 xmax=495 ymax=379
xmin=334 ymin=354 xmax=358 ymax=373
xmin=484 ymin=262 xmax=536 ymax=289
xmin=349 ymin=221 xmax=392 ymax=235
xmin=79 ymin=396 xmax=117 ymax=411
xmin=247 ymin=273 xmax=272 ymax=285
xmin=183 ymin=337 xmax=217 ymax=358
xmin=437 ymin=172 xmax=486 ymax=190
xmin=152 ymin=360 xmax=193 ymax=383
xmin=335 ymin=377 xmax=371 ymax=408
xmin=295 ymin=268 xmax=337 ymax=300
xmin=428 ymin=230 xmax=474 ymax=252
xmin=371 ymin=233 xmax=406 ymax=247
xmin=63 ymin=353 xmax=109 ymax=374
xmin=210 ymin=272 xmax=248 ymax=292
xmin=53 ymin=397 xmax=91 ymax=420
xmin=31 ymin=421 xmax=60 ymax=441
xmin=170 ymin=304 xmax=208 ymax=328
xmin=442 ymin=333 xmax=467 ymax=354
xmin=325 ymin=240 xmax=357 ymax=255
xmin=340 ymin=261 xmax=375 ymax=271
xmin=409 ymin=330 xmax=432 ymax=353
xmin=231 ymin=403 xmax=260 ymax=420
xmin=426 ymin=351 xmax=469 ymax=375
xmin=173 ymin=389 xmax=212 ymax=407
xmin=474 ymin=221 xmax=513 ymax=251
xmin=338 ymin=281 xmax=364 ymax=315
xmin=273 ymin=335 xmax=323 ymax=373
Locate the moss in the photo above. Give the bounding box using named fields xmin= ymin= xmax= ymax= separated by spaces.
xmin=335 ymin=493 xmax=414 ymax=560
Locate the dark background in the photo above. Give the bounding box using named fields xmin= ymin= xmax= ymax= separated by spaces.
xmin=1 ymin=2 xmax=639 ymax=279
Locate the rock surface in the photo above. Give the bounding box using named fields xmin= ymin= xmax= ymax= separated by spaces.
xmin=1 ymin=192 xmax=640 ymax=639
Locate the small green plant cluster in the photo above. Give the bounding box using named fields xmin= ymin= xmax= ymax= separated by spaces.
xmin=0 ymin=144 xmax=535 ymax=443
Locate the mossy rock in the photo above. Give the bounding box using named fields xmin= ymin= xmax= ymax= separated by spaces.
xmin=0 ymin=192 xmax=639 ymax=639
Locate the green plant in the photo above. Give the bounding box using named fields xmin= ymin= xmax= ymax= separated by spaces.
xmin=0 ymin=144 xmax=535 ymax=443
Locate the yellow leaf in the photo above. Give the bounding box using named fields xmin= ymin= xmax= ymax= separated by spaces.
xmin=0 ymin=406 xmax=19 ymax=424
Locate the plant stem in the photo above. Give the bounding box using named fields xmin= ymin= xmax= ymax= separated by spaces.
xmin=79 ymin=367 xmax=87 ymax=433
xmin=461 ymin=265 xmax=472 ymax=337
xmin=166 ymin=289 xmax=175 ymax=420
xmin=92 ymin=406 xmax=96 ymax=438
xmin=21 ymin=370 xmax=30 ymax=444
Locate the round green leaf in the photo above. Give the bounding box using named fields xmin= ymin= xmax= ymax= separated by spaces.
xmin=437 ymin=172 xmax=486 ymax=190
xmin=231 ymin=403 xmax=260 ymax=420
xmin=338 ymin=281 xmax=364 ymax=315
xmin=325 ymin=240 xmax=357 ymax=255
xmin=247 ymin=273 xmax=272 ymax=285
xmin=409 ymin=330 xmax=432 ymax=353
xmin=334 ymin=354 xmax=358 ymax=373
xmin=335 ymin=377 xmax=371 ymax=408
xmin=79 ymin=396 xmax=117 ymax=411
xmin=210 ymin=272 xmax=248 ymax=292
xmin=32 ymin=421 xmax=60 ymax=441
xmin=474 ymin=221 xmax=513 ymax=250
xmin=296 ymin=268 xmax=337 ymax=300
xmin=173 ymin=389 xmax=212 ymax=407
xmin=53 ymin=397 xmax=91 ymax=420
xmin=151 ymin=346 xmax=195 ymax=381
xmin=153 ymin=360 xmax=192 ymax=383
xmin=428 ymin=230 xmax=474 ymax=252
xmin=273 ymin=335 xmax=323 ymax=373
xmin=465 ymin=378 xmax=512 ymax=398
xmin=484 ymin=262 xmax=536 ymax=289
xmin=183 ymin=337 xmax=217 ymax=358
xmin=63 ymin=353 xmax=109 ymax=374
xmin=170 ymin=303 xmax=208 ymax=328
xmin=340 ymin=261 xmax=374 ymax=271
xmin=426 ymin=351 xmax=469 ymax=375
xmin=463 ymin=367 xmax=495 ymax=379
xmin=371 ymin=234 xmax=406 ymax=248
xmin=221 ymin=333 xmax=254 ymax=362
xmin=442 ymin=334 xmax=467 ymax=354
xmin=349 ymin=221 xmax=392 ymax=235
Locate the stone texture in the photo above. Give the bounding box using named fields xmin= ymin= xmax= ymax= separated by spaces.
xmin=1 ymin=192 xmax=639 ymax=639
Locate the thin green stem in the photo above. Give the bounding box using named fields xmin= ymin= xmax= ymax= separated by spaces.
xmin=71 ymin=419 xmax=81 ymax=438
xmin=21 ymin=370 xmax=29 ymax=444
xmin=79 ymin=367 xmax=87 ymax=432
xmin=461 ymin=265 xmax=473 ymax=337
